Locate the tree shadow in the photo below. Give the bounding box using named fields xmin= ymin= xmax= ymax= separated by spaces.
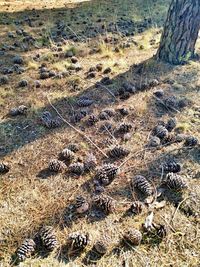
xmin=0 ymin=0 xmax=170 ymax=53
xmin=0 ymin=58 xmax=176 ymax=159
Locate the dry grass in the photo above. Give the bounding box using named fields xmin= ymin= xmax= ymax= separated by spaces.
xmin=0 ymin=0 xmax=200 ymax=266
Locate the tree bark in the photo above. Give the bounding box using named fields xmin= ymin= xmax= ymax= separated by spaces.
xmin=157 ymin=0 xmax=200 ymax=64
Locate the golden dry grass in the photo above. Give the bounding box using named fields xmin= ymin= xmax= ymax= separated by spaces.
xmin=0 ymin=0 xmax=200 ymax=266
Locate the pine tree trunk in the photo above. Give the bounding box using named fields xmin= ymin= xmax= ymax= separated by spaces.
xmin=157 ymin=0 xmax=200 ymax=64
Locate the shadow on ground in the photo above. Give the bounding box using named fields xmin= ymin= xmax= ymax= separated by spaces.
xmin=0 ymin=58 xmax=177 ymax=159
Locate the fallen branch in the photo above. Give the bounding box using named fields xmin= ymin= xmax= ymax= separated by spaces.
xmin=170 ymin=196 xmax=190 ymax=224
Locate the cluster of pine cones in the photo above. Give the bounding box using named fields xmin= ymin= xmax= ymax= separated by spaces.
xmin=17 ymin=213 xmax=158 ymax=262
xmin=9 ymin=105 xmax=28 ymax=116
xmin=154 ymin=91 xmax=189 ymax=112
xmin=40 ymin=111 xmax=62 ymax=129
xmin=17 ymin=226 xmax=92 ymax=262
xmin=70 ymin=103 xmax=131 ymax=133
xmin=48 ymin=143 xmax=97 ymax=176
xmin=132 ymin=157 xmax=188 ymax=197
xmin=16 ymin=226 xmax=58 ymax=262
xmin=10 ymin=85 xmax=198 ymax=263
xmin=148 ymin=118 xmax=199 ymax=148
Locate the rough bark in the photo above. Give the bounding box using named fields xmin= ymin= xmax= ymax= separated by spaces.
xmin=157 ymin=0 xmax=200 ymax=64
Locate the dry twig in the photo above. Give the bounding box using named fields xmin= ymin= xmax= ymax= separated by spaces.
xmin=47 ymin=95 xmax=108 ymax=158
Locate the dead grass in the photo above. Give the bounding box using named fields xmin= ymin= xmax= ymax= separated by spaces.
xmin=0 ymin=0 xmax=200 ymax=266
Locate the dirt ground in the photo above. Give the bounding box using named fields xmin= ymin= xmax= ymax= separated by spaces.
xmin=0 ymin=0 xmax=200 ymax=266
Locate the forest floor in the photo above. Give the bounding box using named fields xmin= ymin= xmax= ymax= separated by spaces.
xmin=0 ymin=0 xmax=200 ymax=266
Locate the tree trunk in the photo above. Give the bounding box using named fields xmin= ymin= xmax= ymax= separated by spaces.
xmin=157 ymin=0 xmax=200 ymax=64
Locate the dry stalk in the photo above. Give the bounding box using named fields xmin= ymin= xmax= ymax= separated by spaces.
xmin=47 ymin=95 xmax=108 ymax=158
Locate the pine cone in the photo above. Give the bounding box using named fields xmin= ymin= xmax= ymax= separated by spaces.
xmin=152 ymin=125 xmax=168 ymax=139
xmin=40 ymin=111 xmax=53 ymax=128
xmin=71 ymin=110 xmax=88 ymax=123
xmin=178 ymin=98 xmax=189 ymax=109
xmin=92 ymin=194 xmax=116 ymax=214
xmin=98 ymin=122 xmax=113 ymax=133
xmin=84 ymin=154 xmax=97 ymax=172
xmin=174 ymin=134 xmax=187 ymax=143
xmin=94 ymin=164 xmax=119 ymax=186
xmin=107 ymin=145 xmax=130 ymax=159
xmin=162 ymin=160 xmax=181 ymax=173
xmin=68 ymin=232 xmax=89 ymax=249
xmin=115 ymin=123 xmax=133 ymax=134
xmin=163 ymin=173 xmax=187 ymax=190
xmin=164 ymin=96 xmax=179 ymax=110
xmin=132 ymin=175 xmax=153 ymax=196
xmin=166 ymin=118 xmax=177 ymax=132
xmin=161 ymin=133 xmax=176 ymax=145
xmin=9 ymin=105 xmax=28 ymax=116
xmin=184 ymin=136 xmax=198 ymax=147
xmin=129 ymin=201 xmax=143 ymax=215
xmin=40 ymin=110 xmax=52 ymax=119
xmin=87 ymin=114 xmax=99 ymax=126
xmin=74 ymin=196 xmax=89 ymax=214
xmin=47 ymin=117 xmax=62 ymax=128
xmin=0 ymin=162 xmax=10 ymax=174
xmin=39 ymin=226 xmax=58 ymax=251
xmin=148 ymin=136 xmax=160 ymax=147
xmin=69 ymin=162 xmax=84 ymax=175
xmin=94 ymin=182 xmax=105 ymax=194
xmin=77 ymin=98 xmax=93 ymax=107
xmin=17 ymin=239 xmax=36 ymax=261
xmin=120 ymin=91 xmax=130 ymax=100
xmin=123 ymin=228 xmax=142 ymax=246
xmin=123 ymin=82 xmax=136 ymax=93
xmin=67 ymin=143 xmax=79 ymax=152
xmin=149 ymin=79 xmax=159 ymax=87
xmin=59 ymin=148 xmax=75 ymax=161
xmin=117 ymin=107 xmax=129 ymax=116
xmin=40 ymin=111 xmax=61 ymax=128
xmin=48 ymin=159 xmax=66 ymax=172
